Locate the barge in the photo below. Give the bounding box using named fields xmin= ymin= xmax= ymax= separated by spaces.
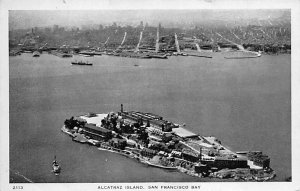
xmin=224 ymin=50 xmax=261 ymax=59
xmin=71 ymin=60 xmax=93 ymax=66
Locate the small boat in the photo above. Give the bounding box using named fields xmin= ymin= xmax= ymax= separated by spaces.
xmin=71 ymin=60 xmax=93 ymax=66
xmin=52 ymin=156 xmax=61 ymax=175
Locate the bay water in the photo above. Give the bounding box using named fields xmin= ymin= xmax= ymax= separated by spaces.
xmin=9 ymin=52 xmax=291 ymax=182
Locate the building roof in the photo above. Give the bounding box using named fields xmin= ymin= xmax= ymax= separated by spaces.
xmin=111 ymin=138 xmax=126 ymax=143
xmin=182 ymin=148 xmax=199 ymax=158
xmin=147 ymin=126 xmax=164 ymax=135
xmin=150 ymin=119 xmax=166 ymax=127
xmin=144 ymin=113 xmax=163 ymax=120
xmin=171 ymin=150 xmax=182 ymax=155
xmin=149 ymin=135 xmax=163 ymax=142
xmin=172 ymin=126 xmax=198 ymax=138
xmin=126 ymin=139 xmax=137 ymax=145
xmin=215 ymin=156 xmax=247 ymax=161
xmin=142 ymin=148 xmax=157 ymax=154
xmin=164 ymin=133 xmax=173 ymax=138
xmin=84 ymin=124 xmax=111 ymax=133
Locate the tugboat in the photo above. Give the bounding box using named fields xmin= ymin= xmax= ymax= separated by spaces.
xmin=71 ymin=60 xmax=93 ymax=66
xmin=52 ymin=156 xmax=61 ymax=175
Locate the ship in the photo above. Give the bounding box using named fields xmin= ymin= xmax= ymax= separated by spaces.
xmin=112 ymin=51 xmax=152 ymax=59
xmin=52 ymin=50 xmax=73 ymax=58
xmin=224 ymin=50 xmax=261 ymax=59
xmin=71 ymin=60 xmax=93 ymax=66
xmin=79 ymin=50 xmax=102 ymax=56
xmin=52 ymin=156 xmax=61 ymax=175
xmin=149 ymin=54 xmax=168 ymax=59
xmin=181 ymin=50 xmax=213 ymax=58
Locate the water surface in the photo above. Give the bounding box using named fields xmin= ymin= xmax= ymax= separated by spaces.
xmin=9 ymin=53 xmax=291 ymax=182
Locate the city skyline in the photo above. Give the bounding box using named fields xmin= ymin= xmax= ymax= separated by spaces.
xmin=9 ymin=9 xmax=290 ymax=30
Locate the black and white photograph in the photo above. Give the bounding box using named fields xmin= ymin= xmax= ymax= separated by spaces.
xmin=1 ymin=0 xmax=300 ymax=190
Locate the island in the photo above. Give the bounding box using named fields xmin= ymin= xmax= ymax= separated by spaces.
xmin=61 ymin=104 xmax=276 ymax=181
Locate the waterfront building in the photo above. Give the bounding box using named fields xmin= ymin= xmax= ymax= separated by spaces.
xmin=120 ymin=111 xmax=174 ymax=132
xmin=120 ymin=110 xmax=163 ymax=121
xmin=147 ymin=119 xmax=173 ymax=132
xmin=141 ymin=148 xmax=157 ymax=158
xmin=81 ymin=124 xmax=112 ymax=141
xmin=120 ymin=112 xmax=140 ymax=124
xmin=141 ymin=112 xmax=163 ymax=120
xmin=213 ymin=157 xmax=249 ymax=169
xmin=149 ymin=119 xmax=166 ymax=130
xmin=200 ymin=157 xmax=249 ymax=170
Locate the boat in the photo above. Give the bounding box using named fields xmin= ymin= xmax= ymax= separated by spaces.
xmin=52 ymin=50 xmax=73 ymax=58
xmin=71 ymin=60 xmax=93 ymax=66
xmin=150 ymin=54 xmax=168 ymax=59
xmin=79 ymin=50 xmax=102 ymax=56
xmin=224 ymin=50 xmax=261 ymax=59
xmin=52 ymin=156 xmax=61 ymax=175
xmin=32 ymin=51 xmax=40 ymax=57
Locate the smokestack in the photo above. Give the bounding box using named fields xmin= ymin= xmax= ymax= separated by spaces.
xmin=199 ymin=147 xmax=202 ymax=162
xmin=121 ymin=104 xmax=123 ymax=113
